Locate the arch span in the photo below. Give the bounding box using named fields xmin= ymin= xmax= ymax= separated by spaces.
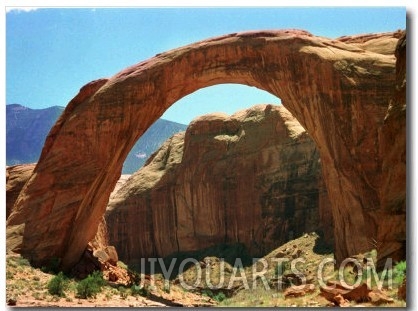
xmin=7 ymin=29 xmax=405 ymax=270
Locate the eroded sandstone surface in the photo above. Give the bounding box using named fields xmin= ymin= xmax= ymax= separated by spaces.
xmin=6 ymin=164 xmax=36 ymax=219
xmin=105 ymin=104 xmax=332 ymax=267
xmin=6 ymin=164 xmax=36 ymax=253
xmin=6 ymin=29 xmax=406 ymax=270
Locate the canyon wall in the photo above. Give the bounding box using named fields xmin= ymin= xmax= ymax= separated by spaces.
xmin=106 ymin=105 xmax=333 ymax=267
xmin=374 ymin=33 xmax=406 ymax=264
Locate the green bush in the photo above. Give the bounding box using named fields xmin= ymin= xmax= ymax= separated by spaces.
xmin=47 ymin=272 xmax=69 ymax=297
xmin=213 ymin=292 xmax=226 ymax=302
xmin=131 ymin=284 xmax=149 ymax=297
xmin=76 ymin=271 xmax=105 ymax=299
xmin=393 ymin=260 xmax=406 ymax=284
xmin=16 ymin=257 xmax=31 ymax=267
xmin=202 ymin=289 xmax=226 ymax=302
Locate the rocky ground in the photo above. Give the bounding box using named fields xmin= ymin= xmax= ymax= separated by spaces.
xmin=6 ymin=233 xmax=406 ymax=308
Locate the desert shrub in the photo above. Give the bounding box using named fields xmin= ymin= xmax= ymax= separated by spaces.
xmin=76 ymin=271 xmax=105 ymax=299
xmin=47 ymin=272 xmax=69 ymax=297
xmin=202 ymin=289 xmax=226 ymax=302
xmin=16 ymin=257 xmax=30 ymax=267
xmin=118 ymin=286 xmax=128 ymax=299
xmin=163 ymin=283 xmax=170 ymax=293
xmin=6 ymin=270 xmax=14 ymax=280
xmin=393 ymin=260 xmax=406 ymax=284
xmin=131 ymin=284 xmax=149 ymax=297
xmin=213 ymin=292 xmax=226 ymax=302
xmin=33 ymin=291 xmax=42 ymax=300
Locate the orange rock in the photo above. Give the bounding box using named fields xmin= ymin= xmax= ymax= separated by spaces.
xmin=284 ymin=283 xmax=315 ymax=298
xmin=397 ymin=278 xmax=406 ymax=301
xmin=6 ymin=164 xmax=36 ymax=219
xmin=333 ymin=294 xmax=350 ymax=307
xmin=368 ymin=290 xmax=394 ymax=305
xmin=6 ymin=29 xmax=405 ymax=271
xmin=105 ymin=246 xmax=119 ymax=266
xmin=320 ymin=280 xmax=371 ymax=304
xmin=105 ymin=105 xmax=329 ymax=264
xmin=6 ymin=164 xmax=36 ymax=253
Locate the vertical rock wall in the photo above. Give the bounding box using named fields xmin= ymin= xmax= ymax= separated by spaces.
xmin=106 ymin=105 xmax=333 ymax=267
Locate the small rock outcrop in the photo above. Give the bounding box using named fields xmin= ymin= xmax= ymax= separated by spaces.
xmin=6 ymin=164 xmax=36 ymax=219
xmin=6 ymin=164 xmax=36 ymax=254
xmin=105 ymin=104 xmax=332 ymax=267
xmin=319 ymin=280 xmax=394 ymax=306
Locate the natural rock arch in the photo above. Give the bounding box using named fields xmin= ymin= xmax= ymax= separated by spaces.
xmin=7 ymin=29 xmax=405 ymax=271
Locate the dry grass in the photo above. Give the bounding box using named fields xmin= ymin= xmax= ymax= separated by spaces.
xmin=6 ymin=233 xmax=407 ymax=308
xmin=5 ymin=254 xmax=214 ymax=307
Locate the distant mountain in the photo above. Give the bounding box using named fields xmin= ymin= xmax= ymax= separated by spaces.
xmin=6 ymin=104 xmax=65 ymax=166
xmin=6 ymin=104 xmax=187 ymax=174
xmin=122 ymin=118 xmax=187 ymax=174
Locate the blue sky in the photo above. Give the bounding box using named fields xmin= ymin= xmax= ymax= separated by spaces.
xmin=6 ymin=7 xmax=406 ymax=124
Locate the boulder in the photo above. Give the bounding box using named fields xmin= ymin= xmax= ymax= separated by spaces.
xmin=319 ymin=280 xmax=394 ymax=306
xmin=283 ymin=283 xmax=315 ymax=298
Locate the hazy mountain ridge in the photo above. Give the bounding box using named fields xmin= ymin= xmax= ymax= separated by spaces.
xmin=122 ymin=118 xmax=187 ymax=173
xmin=6 ymin=104 xmax=187 ymax=173
xmin=7 ymin=104 xmax=65 ymax=166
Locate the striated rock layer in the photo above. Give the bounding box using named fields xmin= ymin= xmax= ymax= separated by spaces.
xmin=6 ymin=164 xmax=36 ymax=219
xmin=106 ymin=105 xmax=332 ymax=267
xmin=375 ymin=32 xmax=406 ymax=265
xmin=6 ymin=164 xmax=36 ymax=253
xmin=7 ymin=29 xmax=406 ymax=270
xmin=6 ymin=163 xmax=127 ymax=282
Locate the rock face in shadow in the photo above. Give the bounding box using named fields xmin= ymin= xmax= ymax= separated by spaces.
xmin=375 ymin=32 xmax=406 ymax=265
xmin=105 ymin=105 xmax=333 ymax=266
xmin=6 ymin=29 xmax=405 ymax=270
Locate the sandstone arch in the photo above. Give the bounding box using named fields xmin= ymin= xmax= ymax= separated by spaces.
xmin=7 ymin=29 xmax=405 ymax=271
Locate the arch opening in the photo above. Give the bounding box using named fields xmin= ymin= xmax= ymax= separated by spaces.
xmin=162 ymin=83 xmax=281 ymax=125
xmin=122 ymin=83 xmax=281 ymax=174
xmin=105 ymin=82 xmax=332 ymax=270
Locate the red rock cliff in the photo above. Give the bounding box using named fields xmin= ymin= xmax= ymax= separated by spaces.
xmin=105 ymin=105 xmax=331 ymax=267
xmin=6 ymin=164 xmax=36 ymax=219
xmin=6 ymin=164 xmax=36 ymax=253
